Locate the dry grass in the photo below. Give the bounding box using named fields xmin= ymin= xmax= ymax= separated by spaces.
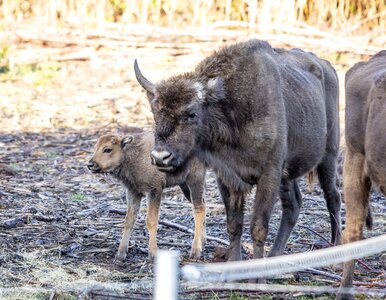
xmin=0 ymin=0 xmax=385 ymax=34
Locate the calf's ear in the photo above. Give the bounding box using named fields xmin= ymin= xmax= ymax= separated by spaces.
xmin=205 ymin=77 xmax=225 ymax=103
xmin=121 ymin=136 xmax=134 ymax=149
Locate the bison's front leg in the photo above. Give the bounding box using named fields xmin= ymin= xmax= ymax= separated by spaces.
xmin=337 ymin=149 xmax=370 ymax=300
xmin=116 ymin=189 xmax=142 ymax=260
xmin=250 ymin=168 xmax=281 ymax=259
xmin=217 ymin=178 xmax=245 ymax=261
xmin=146 ymin=189 xmax=162 ymax=260
xmin=268 ymin=179 xmax=302 ymax=257
xmin=186 ymin=181 xmax=206 ymax=259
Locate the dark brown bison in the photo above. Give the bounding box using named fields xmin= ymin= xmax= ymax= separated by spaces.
xmin=134 ymin=39 xmax=341 ymax=262
xmin=337 ymin=51 xmax=386 ymax=300
xmin=88 ymin=130 xmax=206 ymax=260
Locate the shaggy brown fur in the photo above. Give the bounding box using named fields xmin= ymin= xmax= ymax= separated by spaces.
xmin=337 ymin=50 xmax=386 ymax=300
xmin=134 ymin=39 xmax=342 ymax=263
xmin=88 ymin=130 xmax=206 ymax=260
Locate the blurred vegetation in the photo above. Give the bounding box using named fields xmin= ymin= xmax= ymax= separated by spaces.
xmin=0 ymin=44 xmax=60 ymax=85
xmin=0 ymin=0 xmax=385 ymax=33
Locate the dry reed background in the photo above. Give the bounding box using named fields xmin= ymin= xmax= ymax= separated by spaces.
xmin=1 ymin=1 xmax=386 ymax=300
xmin=1 ymin=0 xmax=385 ymax=33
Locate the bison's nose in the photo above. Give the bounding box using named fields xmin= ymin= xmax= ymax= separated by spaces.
xmin=150 ymin=149 xmax=174 ymax=166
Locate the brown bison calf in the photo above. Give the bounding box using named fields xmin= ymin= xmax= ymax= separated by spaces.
xmin=88 ymin=130 xmax=206 ymax=260
xmin=337 ymin=50 xmax=386 ymax=300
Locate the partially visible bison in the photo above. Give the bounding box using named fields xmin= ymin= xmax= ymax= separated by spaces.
xmin=337 ymin=51 xmax=386 ymax=300
xmin=134 ymin=39 xmax=342 ymax=262
xmin=88 ymin=129 xmax=206 ymax=260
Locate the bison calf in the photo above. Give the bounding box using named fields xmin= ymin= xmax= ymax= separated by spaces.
xmin=337 ymin=51 xmax=386 ymax=300
xmin=88 ymin=130 xmax=206 ymax=260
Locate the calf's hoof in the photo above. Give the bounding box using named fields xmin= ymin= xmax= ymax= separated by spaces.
xmin=189 ymin=247 xmax=202 ymax=260
xmin=114 ymin=250 xmax=127 ymax=262
xmin=148 ymin=250 xmax=157 ymax=262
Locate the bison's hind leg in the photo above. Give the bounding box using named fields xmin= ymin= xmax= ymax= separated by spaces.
xmin=316 ymin=153 xmax=342 ymax=245
xmin=337 ymin=149 xmax=371 ymax=300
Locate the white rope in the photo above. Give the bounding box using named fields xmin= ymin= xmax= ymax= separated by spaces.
xmin=181 ymin=282 xmax=386 ymax=296
xmin=182 ymin=234 xmax=386 ymax=282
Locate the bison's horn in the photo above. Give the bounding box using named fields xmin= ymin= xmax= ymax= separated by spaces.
xmin=134 ymin=59 xmax=155 ymax=94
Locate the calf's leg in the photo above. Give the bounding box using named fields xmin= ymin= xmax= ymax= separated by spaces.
xmin=268 ymin=179 xmax=302 ymax=257
xmin=146 ymin=189 xmax=162 ymax=259
xmin=116 ymin=190 xmax=142 ymax=260
xmin=217 ymin=178 xmax=244 ymax=261
xmin=337 ymin=149 xmax=370 ymax=300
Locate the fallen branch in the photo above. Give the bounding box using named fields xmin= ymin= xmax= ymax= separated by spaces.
xmin=158 ymin=219 xmax=229 ymax=246
xmin=297 ymin=224 xmax=382 ymax=274
xmin=0 ymin=216 xmax=29 ymax=229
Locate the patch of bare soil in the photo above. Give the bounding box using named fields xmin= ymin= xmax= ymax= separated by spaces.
xmin=0 ymin=26 xmax=385 ymax=299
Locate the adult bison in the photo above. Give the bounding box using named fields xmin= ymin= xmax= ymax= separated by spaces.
xmin=337 ymin=51 xmax=386 ymax=300
xmin=134 ymin=39 xmax=341 ymax=262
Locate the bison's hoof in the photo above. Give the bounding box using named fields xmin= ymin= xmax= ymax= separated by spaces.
xmin=227 ymin=250 xmax=241 ymax=262
xmin=336 ymin=293 xmax=354 ymax=300
xmin=248 ymin=278 xmax=266 ymax=284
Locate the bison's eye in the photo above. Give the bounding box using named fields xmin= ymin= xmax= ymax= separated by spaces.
xmin=188 ymin=112 xmax=197 ymax=120
xmin=103 ymin=148 xmax=112 ymax=154
xmin=181 ymin=111 xmax=198 ymax=124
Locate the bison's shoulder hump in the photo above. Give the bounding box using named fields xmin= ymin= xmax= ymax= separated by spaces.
xmin=370 ymin=50 xmax=386 ymax=61
xmin=347 ymin=51 xmax=386 ymax=82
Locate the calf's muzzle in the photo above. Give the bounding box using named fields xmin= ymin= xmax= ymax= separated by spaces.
xmin=87 ymin=160 xmax=101 ymax=173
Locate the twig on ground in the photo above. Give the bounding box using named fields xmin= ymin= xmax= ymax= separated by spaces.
xmin=297 ymin=224 xmax=382 ymax=274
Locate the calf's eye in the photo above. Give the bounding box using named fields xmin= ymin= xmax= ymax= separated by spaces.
xmin=103 ymin=148 xmax=112 ymax=154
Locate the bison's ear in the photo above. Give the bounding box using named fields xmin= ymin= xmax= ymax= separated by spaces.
xmin=121 ymin=136 xmax=134 ymax=149
xmin=205 ymin=77 xmax=225 ymax=103
xmin=375 ymin=73 xmax=386 ymax=89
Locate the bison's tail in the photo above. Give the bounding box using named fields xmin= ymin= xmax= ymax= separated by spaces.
xmin=306 ymin=169 xmax=316 ymax=193
xmin=366 ymin=205 xmax=373 ymax=230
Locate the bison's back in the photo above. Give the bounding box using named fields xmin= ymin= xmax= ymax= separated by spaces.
xmin=196 ymin=39 xmax=339 ymax=179
xmin=364 ymin=69 xmax=386 ymax=189
xmin=274 ymin=48 xmax=339 ymax=178
xmin=345 ymin=51 xmax=386 ymax=155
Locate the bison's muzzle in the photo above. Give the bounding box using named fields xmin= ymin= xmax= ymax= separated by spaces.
xmin=150 ymin=148 xmax=175 ymax=172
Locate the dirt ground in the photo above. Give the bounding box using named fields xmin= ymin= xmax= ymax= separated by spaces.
xmin=0 ymin=25 xmax=386 ymax=299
